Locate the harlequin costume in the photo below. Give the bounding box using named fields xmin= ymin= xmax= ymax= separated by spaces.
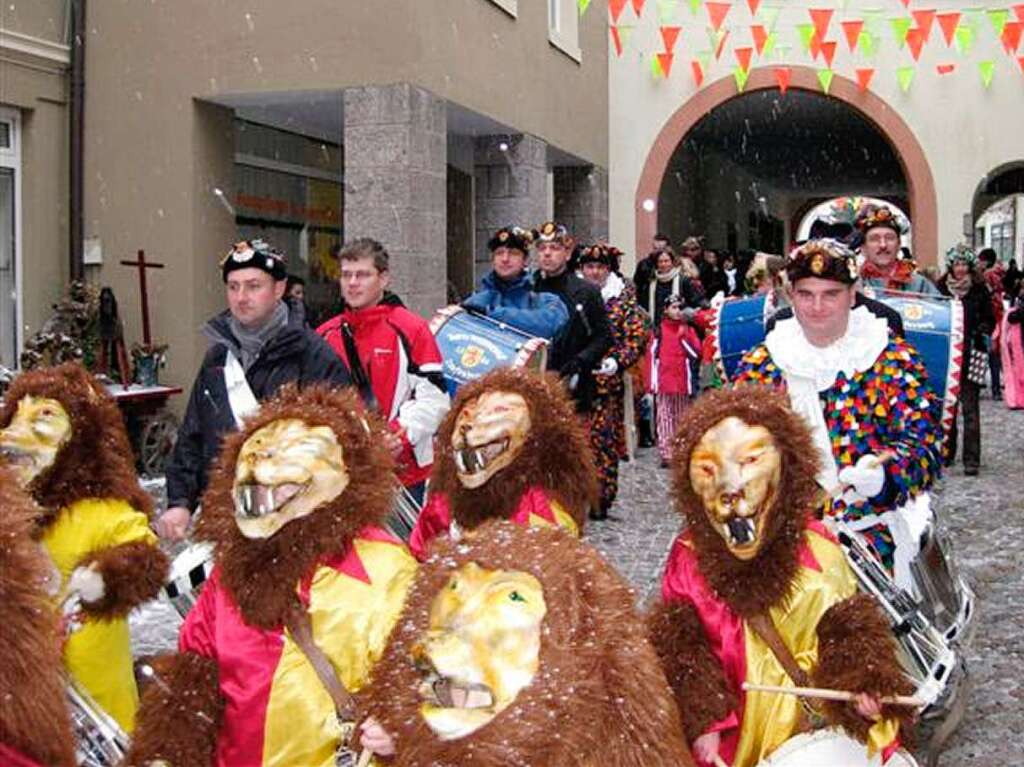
xmin=126 ymin=386 xmax=417 ymax=767
xmin=648 ymin=388 xmax=914 ymax=767
xmin=0 ymin=363 xmax=169 ymax=732
xmin=408 ymin=368 xmax=597 ymax=561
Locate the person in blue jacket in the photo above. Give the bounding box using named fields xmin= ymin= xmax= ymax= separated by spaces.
xmin=462 ymin=226 xmax=569 ymax=339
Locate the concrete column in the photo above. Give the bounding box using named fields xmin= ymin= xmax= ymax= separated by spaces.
xmin=473 ymin=134 xmax=549 ymax=276
xmin=343 ymin=84 xmax=447 ymax=317
xmin=554 ymin=165 xmax=609 ymax=248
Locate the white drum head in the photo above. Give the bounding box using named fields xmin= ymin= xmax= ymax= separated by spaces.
xmin=757 ymin=728 xmax=918 ymax=767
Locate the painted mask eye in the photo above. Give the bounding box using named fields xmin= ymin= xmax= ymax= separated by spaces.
xmin=509 ymin=591 xmax=526 ymax=603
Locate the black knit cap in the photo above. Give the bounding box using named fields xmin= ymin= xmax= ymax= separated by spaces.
xmin=220 ymin=239 xmax=288 ymax=282
xmin=785 ymin=239 xmax=859 ymax=285
xmin=487 ymin=226 xmax=535 ymax=254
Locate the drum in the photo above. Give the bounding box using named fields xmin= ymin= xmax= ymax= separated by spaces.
xmin=162 ymin=541 xmax=215 ymax=619
xmin=755 ymin=728 xmax=918 ymax=766
xmin=429 ymin=305 xmax=548 ymax=396
xmin=68 ymin=675 xmax=129 ymax=767
xmin=385 ymin=484 xmax=423 ymax=543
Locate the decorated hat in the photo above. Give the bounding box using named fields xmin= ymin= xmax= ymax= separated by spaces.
xmin=785 ymin=239 xmax=859 ymax=285
xmin=221 ymin=239 xmax=288 ymax=282
xmin=854 ymin=203 xmax=907 ymax=236
xmin=535 ymin=221 xmax=572 ymax=246
xmin=945 ymin=243 xmax=978 ymax=269
xmin=680 ymin=236 xmax=704 ymax=251
xmin=577 ymin=243 xmax=623 ymax=271
xmin=487 ymin=226 xmax=534 ymax=254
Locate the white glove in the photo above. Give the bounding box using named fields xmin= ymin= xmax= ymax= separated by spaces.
xmin=67 ymin=563 xmax=105 ymax=605
xmin=594 ymin=357 xmax=619 ymax=376
xmin=838 ymin=454 xmax=886 ymax=503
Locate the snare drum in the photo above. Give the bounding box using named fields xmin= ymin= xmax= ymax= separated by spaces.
xmin=756 ymin=728 xmax=918 ymax=766
xmin=162 ymin=541 xmax=215 ymax=618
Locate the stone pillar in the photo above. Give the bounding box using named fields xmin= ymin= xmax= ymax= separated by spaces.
xmin=554 ymin=165 xmax=609 ymax=247
xmin=343 ymin=83 xmax=447 ymax=317
xmin=473 ymin=134 xmax=549 ymax=276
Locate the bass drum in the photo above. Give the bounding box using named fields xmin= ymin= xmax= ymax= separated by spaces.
xmin=429 ymin=305 xmax=548 ymax=396
xmin=756 ymin=728 xmax=918 ymax=767
xmin=162 ymin=541 xmax=215 ymax=619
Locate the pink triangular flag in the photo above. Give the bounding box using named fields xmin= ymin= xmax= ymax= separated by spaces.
xmin=841 ymin=20 xmax=864 ymax=52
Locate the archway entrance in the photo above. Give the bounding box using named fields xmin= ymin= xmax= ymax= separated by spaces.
xmin=636 ymin=66 xmax=938 ymax=265
xmin=972 ymin=162 xmax=1024 ymax=264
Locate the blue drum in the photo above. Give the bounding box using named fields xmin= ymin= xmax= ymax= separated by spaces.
xmin=429 ymin=306 xmax=549 ymax=396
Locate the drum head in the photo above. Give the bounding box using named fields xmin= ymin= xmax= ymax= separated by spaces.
xmin=758 ymin=728 xmax=918 ymax=766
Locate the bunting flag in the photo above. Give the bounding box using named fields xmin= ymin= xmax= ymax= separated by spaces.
xmin=936 ymin=63 xmax=956 ymax=74
xmin=937 ymin=12 xmax=960 ymax=46
xmin=809 ymin=8 xmax=834 ymax=41
xmin=817 ymin=68 xmax=835 ymax=93
xmin=821 ymin=40 xmax=837 ymax=67
xmin=747 ymin=0 xmax=761 ymax=16
xmin=899 ymin=0 xmax=910 ymax=7
xmin=657 ymin=51 xmax=675 ymax=76
xmin=661 ymin=25 xmax=682 ymax=51
xmin=774 ymin=66 xmax=792 ymax=93
xmin=691 ymin=59 xmax=705 ymax=86
xmin=579 ymin=0 xmax=592 ymax=14
xmin=688 ymin=0 xmax=700 ymax=16
xmin=809 ymin=34 xmax=823 ymax=60
xmin=897 ymin=65 xmax=915 ymax=91
xmin=735 ymin=46 xmax=753 ymax=71
xmin=1015 ymin=4 xmax=1024 ymax=23
xmin=769 ymin=39 xmax=786 ymax=58
xmin=859 ymin=30 xmax=878 ymax=58
xmin=651 ymin=53 xmax=664 ymax=78
xmin=955 ymin=26 xmax=975 ymax=55
xmin=609 ymin=0 xmax=629 ymax=22
xmin=797 ymin=23 xmax=816 ymax=52
xmin=734 ymin=65 xmax=750 ymax=90
xmin=911 ymin=9 xmax=936 ymax=42
xmin=1003 ymin=22 xmax=1023 ymax=54
xmin=841 ymin=20 xmax=864 ymax=52
xmin=906 ymin=28 xmax=925 ymax=61
xmin=697 ymin=48 xmax=713 ymax=70
xmin=978 ymin=59 xmax=995 ymax=87
xmin=855 ymin=67 xmax=875 ymax=91
xmin=708 ymin=27 xmax=730 ymax=58
xmin=610 ymin=25 xmax=624 ymax=55
xmin=1018 ymin=55 xmax=1024 ymax=73
xmin=890 ymin=17 xmax=912 ymax=48
xmin=761 ymin=6 xmax=780 ymax=31
xmin=752 ymin=24 xmax=769 ymax=55
xmin=656 ymin=0 xmax=678 ymax=24
xmin=988 ymin=9 xmax=1009 ymax=37
xmin=706 ymin=2 xmax=731 ymax=31
xmin=961 ymin=9 xmax=984 ymax=32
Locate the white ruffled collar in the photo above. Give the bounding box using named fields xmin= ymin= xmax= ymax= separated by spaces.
xmin=601 ymin=271 xmax=625 ymax=302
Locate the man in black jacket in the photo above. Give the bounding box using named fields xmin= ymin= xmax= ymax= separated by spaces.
xmin=532 ymin=221 xmax=613 ymax=413
xmin=154 ymin=240 xmax=351 ymax=540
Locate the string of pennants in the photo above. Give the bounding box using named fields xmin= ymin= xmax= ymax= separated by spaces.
xmin=586 ymin=0 xmax=1024 ymax=94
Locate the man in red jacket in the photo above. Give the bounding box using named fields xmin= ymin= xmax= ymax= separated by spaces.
xmin=317 ymin=238 xmax=450 ymax=500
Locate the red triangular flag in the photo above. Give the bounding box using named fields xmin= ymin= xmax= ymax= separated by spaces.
xmin=841 ymin=20 xmax=864 ymax=52
xmin=610 ymin=25 xmax=624 ymax=56
xmin=820 ymin=40 xmax=837 ymax=67
xmin=937 ymin=12 xmax=960 ymax=47
xmin=808 ymin=8 xmax=834 ymax=41
xmin=1018 ymin=55 xmax=1024 ymax=73
xmin=774 ymin=66 xmax=792 ymax=94
xmin=912 ymin=9 xmax=936 ymax=41
xmin=661 ymin=25 xmax=682 ymax=51
xmin=936 ymin=63 xmax=956 ymax=75
xmin=747 ymin=0 xmax=761 ymax=15
xmin=691 ymin=60 xmax=705 ymax=87
xmin=1014 ymin=4 xmax=1024 ymax=23
xmin=855 ymin=67 xmax=875 ymax=91
xmin=1002 ymin=21 xmax=1023 ymax=54
xmin=706 ymin=2 xmax=731 ymax=31
xmin=632 ymin=0 xmax=646 ymax=16
xmin=899 ymin=0 xmax=910 ymax=6
xmin=714 ymin=29 xmax=731 ymax=59
xmin=906 ymin=28 xmax=925 ymax=61
xmin=752 ymin=24 xmax=768 ymax=55
xmin=609 ymin=0 xmax=629 ymax=22
xmin=735 ymin=46 xmax=753 ymax=71
xmin=657 ymin=52 xmax=675 ymax=77
xmin=810 ymin=34 xmax=823 ymax=61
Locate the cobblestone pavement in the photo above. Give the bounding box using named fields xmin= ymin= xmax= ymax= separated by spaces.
xmin=586 ymin=397 xmax=1024 ymax=766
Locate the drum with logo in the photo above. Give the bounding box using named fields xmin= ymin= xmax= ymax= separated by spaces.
xmin=162 ymin=541 xmax=215 ymax=619
xmin=429 ymin=305 xmax=548 ymax=396
xmin=755 ymin=728 xmax=918 ymax=766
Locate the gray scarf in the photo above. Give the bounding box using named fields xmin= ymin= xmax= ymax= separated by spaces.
xmin=229 ymin=300 xmax=289 ymax=370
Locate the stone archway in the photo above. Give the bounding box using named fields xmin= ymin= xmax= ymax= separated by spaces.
xmin=635 ymin=66 xmax=938 ymax=265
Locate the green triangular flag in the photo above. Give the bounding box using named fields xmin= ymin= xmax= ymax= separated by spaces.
xmin=890 ymin=17 xmax=912 ymax=48
xmin=897 ymin=65 xmax=914 ymax=92
xmin=859 ymin=30 xmax=878 ymax=58
xmin=862 ymin=8 xmax=885 ymax=36
xmin=763 ymin=32 xmax=777 ymax=57
xmin=797 ymin=23 xmax=816 ymax=52
xmin=979 ymin=60 xmax=995 ymax=88
xmin=697 ymin=49 xmax=713 ymax=71
xmin=762 ymin=6 xmax=780 ymax=31
xmin=656 ymin=0 xmax=678 ymax=24
xmin=734 ymin=66 xmax=750 ymax=91
xmin=955 ymin=26 xmax=974 ymax=55
xmin=618 ymin=24 xmax=635 ymax=48
xmin=773 ymin=42 xmax=791 ymax=60
xmin=818 ymin=68 xmax=835 ymax=93
xmin=578 ymin=0 xmax=591 ymax=14
xmin=987 ymin=9 xmax=1009 ymax=37
xmin=651 ymin=53 xmax=664 ymax=78
xmin=688 ymin=0 xmax=700 ymax=16
xmin=961 ymin=8 xmax=983 ymax=32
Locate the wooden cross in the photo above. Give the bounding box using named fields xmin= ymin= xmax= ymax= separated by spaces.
xmin=120 ymin=249 xmax=164 ymax=348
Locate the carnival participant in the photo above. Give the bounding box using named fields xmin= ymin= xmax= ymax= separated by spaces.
xmin=126 ymin=385 xmax=418 ymax=767
xmin=1003 ymin=295 xmax=1024 ymax=409
xmin=644 ymin=248 xmax=707 ymax=327
xmin=407 ymin=368 xmax=596 ymax=560
xmin=633 ymin=231 xmax=672 ymax=300
xmin=648 ymin=388 xmax=914 ymax=767
xmin=460 ymin=225 xmax=568 ymax=339
xmin=579 ymin=243 xmax=649 ymax=518
xmin=158 ymin=239 xmax=351 ymax=541
xmin=0 ymin=363 xmax=169 ymax=731
xmin=733 ymin=240 xmax=942 ymax=580
xmin=532 ymin=221 xmax=613 ymax=413
xmin=937 ymin=244 xmax=995 ymax=476
xmin=855 ymin=204 xmax=939 ymax=296
xmin=318 ymin=238 xmax=450 ymax=502
xmin=648 ymin=294 xmax=702 ymax=467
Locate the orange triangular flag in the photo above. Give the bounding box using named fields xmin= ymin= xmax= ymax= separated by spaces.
xmin=1015 ymin=4 xmax=1024 ymax=23
xmin=735 ymin=46 xmax=753 ymax=71
xmin=1003 ymin=21 xmax=1023 ymax=54
xmin=610 ymin=25 xmax=624 ymax=56
xmin=632 ymin=0 xmax=646 ymax=16
xmin=714 ymin=28 xmax=731 ymax=59
xmin=820 ymin=40 xmax=837 ymax=67
xmin=661 ymin=25 xmax=682 ymax=51
xmin=936 ymin=63 xmax=956 ymax=75
xmin=1018 ymin=55 xmax=1024 ymax=73
xmin=774 ymin=66 xmax=792 ymax=94
xmin=810 ymin=34 xmax=823 ymax=60
xmin=906 ymin=28 xmax=925 ymax=61
xmin=752 ymin=24 xmax=768 ymax=54
xmin=657 ymin=52 xmax=675 ymax=76
xmin=937 ymin=12 xmax=960 ymax=46
xmin=691 ymin=60 xmax=705 ymax=86
xmin=706 ymin=2 xmax=731 ymax=31
xmin=841 ymin=20 xmax=864 ymax=52
xmin=809 ymin=8 xmax=834 ymax=41
xmin=747 ymin=0 xmax=761 ymax=15
xmin=609 ymin=0 xmax=629 ymax=22
xmin=855 ymin=67 xmax=875 ymax=91
xmin=912 ymin=9 xmax=936 ymax=41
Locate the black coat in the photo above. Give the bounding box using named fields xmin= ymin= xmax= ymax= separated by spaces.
xmin=165 ymin=305 xmax=351 ymax=511
xmin=938 ymin=277 xmax=995 ymax=353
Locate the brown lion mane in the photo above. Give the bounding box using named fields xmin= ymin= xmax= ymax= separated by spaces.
xmin=361 ymin=520 xmax=695 ymax=767
xmin=0 ymin=467 xmax=76 ymax=767
xmin=429 ymin=368 xmax=598 ymax=531
xmin=0 ymin=362 xmax=153 ymax=523
xmin=669 ymin=386 xmax=822 ymax=618
xmin=197 ymin=383 xmax=396 ymax=630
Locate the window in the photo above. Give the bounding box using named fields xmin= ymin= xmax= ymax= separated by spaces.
xmin=549 ymin=0 xmax=560 ymax=33
xmin=991 ymin=222 xmax=1014 ymax=262
xmin=548 ymin=0 xmax=581 ymax=62
xmin=0 ymin=108 xmax=20 ymax=370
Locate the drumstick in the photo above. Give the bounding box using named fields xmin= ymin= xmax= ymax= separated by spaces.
xmin=741 ymin=682 xmax=924 ymax=708
xmin=826 ymin=450 xmax=896 ymax=498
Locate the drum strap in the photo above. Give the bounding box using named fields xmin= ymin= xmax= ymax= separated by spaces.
xmin=748 ymin=613 xmax=811 ymax=689
xmin=285 ymin=603 xmax=358 ymax=723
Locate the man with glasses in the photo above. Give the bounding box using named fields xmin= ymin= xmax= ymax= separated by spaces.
xmin=856 ymin=203 xmax=939 ymax=296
